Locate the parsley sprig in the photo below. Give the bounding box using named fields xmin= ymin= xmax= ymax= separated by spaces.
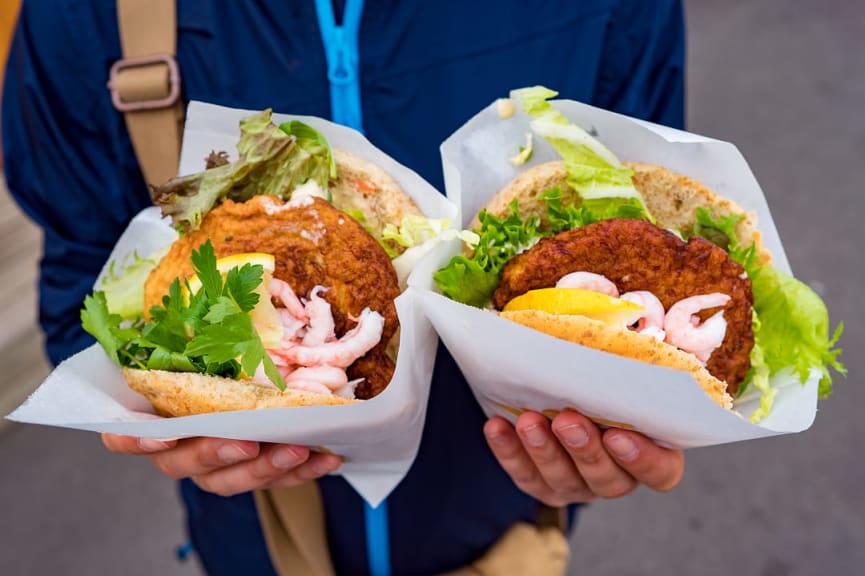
xmin=81 ymin=240 xmax=286 ymax=391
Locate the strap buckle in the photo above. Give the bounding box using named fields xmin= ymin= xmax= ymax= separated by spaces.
xmin=108 ymin=54 xmax=180 ymax=112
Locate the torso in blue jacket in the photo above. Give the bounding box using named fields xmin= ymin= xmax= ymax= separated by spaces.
xmin=3 ymin=1 xmax=684 ymax=574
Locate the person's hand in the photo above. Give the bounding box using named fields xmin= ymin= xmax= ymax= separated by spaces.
xmin=101 ymin=434 xmax=342 ymax=497
xmin=483 ymin=411 xmax=684 ymax=506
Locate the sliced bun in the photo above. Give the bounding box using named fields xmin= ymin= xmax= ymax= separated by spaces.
xmin=123 ymin=368 xmax=358 ymax=417
xmin=499 ymin=310 xmax=733 ymax=410
xmin=471 ymin=161 xmax=771 ymax=264
xmin=330 ymin=149 xmax=422 ymax=242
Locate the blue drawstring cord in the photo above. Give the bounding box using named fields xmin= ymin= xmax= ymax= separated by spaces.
xmin=315 ymin=1 xmax=391 ymax=575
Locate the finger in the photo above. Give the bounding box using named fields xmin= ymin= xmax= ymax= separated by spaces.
xmin=552 ymin=412 xmax=637 ymax=499
xmin=192 ymin=445 xmax=334 ymax=496
xmin=148 ymin=437 xmax=260 ymax=480
xmin=484 ymin=417 xmax=555 ymax=501
xmin=603 ymin=430 xmax=684 ymax=492
xmin=266 ymin=452 xmax=344 ymax=490
xmin=102 ymin=433 xmax=178 ymax=455
xmin=514 ymin=412 xmax=592 ymax=501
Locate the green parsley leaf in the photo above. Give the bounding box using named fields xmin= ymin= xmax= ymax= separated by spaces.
xmin=81 ymin=238 xmax=287 ymax=391
xmin=81 ymin=292 xmax=124 ymax=364
xmin=224 ymin=264 xmax=263 ymax=313
xmin=191 ymin=241 xmax=222 ymax=299
xmin=203 ymin=296 xmax=243 ymax=324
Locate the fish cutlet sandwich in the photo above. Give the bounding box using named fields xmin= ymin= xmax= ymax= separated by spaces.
xmin=82 ymin=110 xmax=447 ymax=416
xmin=434 ymin=87 xmax=845 ymax=420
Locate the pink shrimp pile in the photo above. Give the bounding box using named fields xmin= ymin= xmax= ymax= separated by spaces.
xmin=254 ymin=278 xmax=384 ymax=398
xmin=555 ymin=271 xmax=730 ymax=365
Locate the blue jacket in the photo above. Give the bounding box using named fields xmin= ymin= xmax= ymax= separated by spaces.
xmin=3 ymin=1 xmax=684 ymax=574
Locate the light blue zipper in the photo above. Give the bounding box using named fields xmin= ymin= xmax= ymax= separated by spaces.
xmin=315 ymin=0 xmax=366 ymax=133
xmin=314 ymin=2 xmax=391 ymax=576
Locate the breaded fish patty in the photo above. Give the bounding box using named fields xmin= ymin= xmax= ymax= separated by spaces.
xmin=493 ymin=219 xmax=754 ymax=393
xmin=144 ymin=195 xmax=400 ymax=398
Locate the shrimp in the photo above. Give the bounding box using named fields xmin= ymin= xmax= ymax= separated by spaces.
xmin=664 ymin=293 xmax=731 ymax=363
xmin=277 ymin=309 xmax=307 ymax=343
xmin=280 ymin=308 xmax=385 ymax=368
xmin=620 ymin=291 xmax=666 ymax=341
xmin=269 ymin=278 xmax=308 ymax=322
xmin=285 ymin=379 xmax=333 ymax=395
xmin=556 ymin=271 xmax=620 ymax=297
xmin=302 ymin=286 xmax=336 ymax=346
xmin=251 ymin=360 xmax=298 ymax=385
xmin=285 ymin=366 xmax=348 ymax=391
xmin=334 ymin=378 xmax=364 ymax=399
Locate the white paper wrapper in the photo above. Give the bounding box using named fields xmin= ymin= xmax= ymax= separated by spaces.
xmin=414 ymin=98 xmax=818 ymax=449
xmin=8 ymin=101 xmax=456 ymax=505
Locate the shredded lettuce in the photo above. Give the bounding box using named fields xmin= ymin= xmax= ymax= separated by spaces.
xmin=694 ymin=209 xmax=845 ymax=420
xmin=381 ymin=215 xmax=477 ymax=258
xmin=510 ymin=86 xmax=651 ymax=216
xmin=510 ymin=133 xmax=534 ymax=166
xmin=98 ymin=247 xmax=169 ymax=320
xmin=152 ymin=110 xmax=334 ymax=233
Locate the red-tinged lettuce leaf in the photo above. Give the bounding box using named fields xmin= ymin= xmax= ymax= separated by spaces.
xmin=152 ymin=110 xmax=333 ymax=233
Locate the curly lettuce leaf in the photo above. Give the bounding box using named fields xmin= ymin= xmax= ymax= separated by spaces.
xmin=543 ymin=188 xmax=649 ymax=232
xmin=693 ymin=208 xmax=845 ymax=419
xmin=434 ymin=200 xmax=544 ymax=306
xmin=691 ymin=207 xmax=758 ymax=273
xmin=744 ymin=314 xmax=775 ymax=423
xmin=510 ymin=86 xmax=651 ymax=218
xmin=279 ymin=120 xmax=337 ymax=179
xmin=153 ymin=110 xmax=333 ymax=233
xmin=751 ymin=266 xmax=845 ymax=395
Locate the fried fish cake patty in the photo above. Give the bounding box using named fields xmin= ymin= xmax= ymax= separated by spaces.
xmin=144 ymin=195 xmax=399 ymax=398
xmin=493 ymin=219 xmax=754 ymax=393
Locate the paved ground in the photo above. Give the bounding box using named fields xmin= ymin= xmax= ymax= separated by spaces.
xmin=1 ymin=1 xmax=862 ymax=575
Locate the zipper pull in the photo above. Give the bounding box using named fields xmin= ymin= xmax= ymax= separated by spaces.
xmin=315 ymin=0 xmax=365 ymax=132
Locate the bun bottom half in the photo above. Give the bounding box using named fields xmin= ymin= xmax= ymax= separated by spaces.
xmin=499 ymin=310 xmax=734 ymax=410
xmin=122 ymin=368 xmax=358 ymax=417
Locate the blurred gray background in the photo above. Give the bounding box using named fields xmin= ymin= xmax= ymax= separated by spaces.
xmin=1 ymin=0 xmax=862 ymax=574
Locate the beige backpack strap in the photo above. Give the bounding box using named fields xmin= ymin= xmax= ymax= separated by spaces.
xmin=254 ymin=483 xmax=336 ymax=576
xmin=110 ymin=0 xmax=183 ymax=186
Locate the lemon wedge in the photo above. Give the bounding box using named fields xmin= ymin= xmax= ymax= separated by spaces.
xmin=188 ymin=253 xmax=283 ymax=348
xmin=503 ymin=288 xmax=644 ymax=326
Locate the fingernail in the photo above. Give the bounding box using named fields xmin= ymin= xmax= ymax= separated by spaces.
xmin=271 ymin=446 xmax=304 ymax=469
xmin=312 ymin=457 xmax=339 ymax=475
xmin=217 ymin=443 xmax=253 ymax=465
xmin=557 ymin=424 xmax=589 ymax=448
xmin=486 ymin=433 xmax=509 ymax=447
xmin=522 ymin=424 xmax=547 ymax=447
xmin=138 ymin=438 xmax=170 ymax=452
xmin=606 ymin=435 xmax=638 ymax=462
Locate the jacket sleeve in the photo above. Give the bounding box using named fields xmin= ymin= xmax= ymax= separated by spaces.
xmin=2 ymin=1 xmax=152 ymax=365
xmin=592 ymin=0 xmax=686 ymax=129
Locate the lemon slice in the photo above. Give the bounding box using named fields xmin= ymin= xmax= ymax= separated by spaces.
xmin=503 ymin=288 xmax=644 ymax=326
xmin=188 ymin=253 xmax=283 ymax=348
